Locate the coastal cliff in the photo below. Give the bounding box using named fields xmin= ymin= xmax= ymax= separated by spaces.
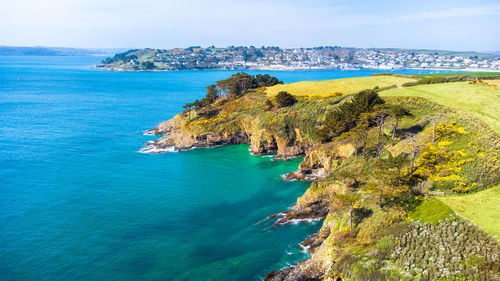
xmin=145 ymin=73 xmax=500 ymax=281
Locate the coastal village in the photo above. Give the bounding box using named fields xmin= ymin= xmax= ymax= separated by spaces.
xmin=99 ymin=46 xmax=500 ymax=71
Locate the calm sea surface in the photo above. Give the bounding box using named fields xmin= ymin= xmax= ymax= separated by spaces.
xmin=0 ymin=56 xmax=444 ymax=280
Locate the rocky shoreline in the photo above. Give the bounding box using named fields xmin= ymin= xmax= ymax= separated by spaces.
xmin=143 ymin=113 xmax=359 ymax=281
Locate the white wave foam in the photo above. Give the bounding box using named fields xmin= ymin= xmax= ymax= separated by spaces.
xmin=281 ymin=174 xmax=297 ymax=181
xmin=280 ymin=217 xmax=322 ymax=225
xmin=138 ymin=142 xmax=176 ymax=154
xmin=142 ymin=130 xmax=156 ymax=136
xmin=298 ymin=243 xmax=311 ymax=253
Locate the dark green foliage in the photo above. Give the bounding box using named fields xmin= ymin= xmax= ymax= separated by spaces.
xmin=317 ymin=89 xmax=385 ymax=141
xmin=352 ymin=207 xmax=373 ymax=226
xmin=204 ymin=85 xmax=219 ymax=105
xmin=142 ymin=61 xmax=156 ymax=70
xmin=390 ymin=105 xmax=410 ymax=119
xmin=184 ymin=73 xmax=282 ymax=111
xmin=216 ymin=72 xmax=255 ymax=98
xmin=215 ymin=73 xmax=282 ymax=99
xmin=275 ymin=91 xmax=297 ymax=108
xmin=254 ymin=74 xmax=283 ymax=87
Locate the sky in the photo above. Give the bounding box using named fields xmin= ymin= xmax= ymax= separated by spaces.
xmin=1 ymin=0 xmax=499 ymax=51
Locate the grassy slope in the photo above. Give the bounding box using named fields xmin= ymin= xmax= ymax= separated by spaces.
xmin=380 ymin=81 xmax=500 ymax=135
xmin=408 ymin=200 xmax=453 ymax=223
xmin=379 ymin=79 xmax=499 ymax=238
xmin=439 ymin=186 xmax=500 ymax=239
xmin=265 ymin=76 xmax=416 ymax=97
xmin=420 ymin=72 xmax=500 ymax=77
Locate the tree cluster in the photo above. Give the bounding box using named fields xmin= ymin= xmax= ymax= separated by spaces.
xmin=183 ymin=73 xmax=282 ymax=116
xmin=317 ymin=89 xmax=385 ymax=141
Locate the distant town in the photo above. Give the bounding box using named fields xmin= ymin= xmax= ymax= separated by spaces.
xmin=97 ymin=46 xmax=500 ymax=72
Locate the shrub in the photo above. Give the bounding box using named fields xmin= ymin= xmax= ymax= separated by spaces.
xmin=263 ymin=99 xmax=274 ymax=111
xmin=377 ymin=235 xmax=394 ymax=257
xmin=275 ymin=91 xmax=297 ymax=108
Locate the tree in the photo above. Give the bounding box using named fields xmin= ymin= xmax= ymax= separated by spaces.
xmin=368 ymin=155 xmax=409 ymax=208
xmin=255 ymin=74 xmax=283 ymax=87
xmin=183 ymin=73 xmax=282 ymax=113
xmin=183 ymin=104 xmax=193 ymax=120
xmin=275 ymin=91 xmax=297 ymax=107
xmin=317 ymin=89 xmax=384 ymax=141
xmin=205 ymin=85 xmax=219 ymax=104
xmin=374 ymin=112 xmax=390 ymax=140
xmin=425 ymin=113 xmax=445 ymax=143
xmin=390 ymin=105 xmax=411 ymax=140
xmin=335 ymin=193 xmax=361 ymax=229
xmin=404 ymin=134 xmax=421 ymax=175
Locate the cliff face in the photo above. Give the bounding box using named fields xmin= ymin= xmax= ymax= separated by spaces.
xmin=145 ymin=89 xmax=500 ymax=281
xmin=142 ymin=92 xmax=362 ymax=280
xmin=146 ymin=117 xmax=310 ymax=158
xmin=265 ymin=211 xmax=342 ymax=281
xmin=143 ymin=92 xmax=328 ymax=158
xmin=284 ymin=141 xmax=356 ymax=181
xmin=145 ymin=118 xmax=250 ymax=151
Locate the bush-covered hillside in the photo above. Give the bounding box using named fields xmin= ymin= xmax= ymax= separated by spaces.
xmin=155 ymin=72 xmax=500 ymax=281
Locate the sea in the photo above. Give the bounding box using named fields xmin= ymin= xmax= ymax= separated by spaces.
xmin=0 ymin=56 xmax=447 ymax=280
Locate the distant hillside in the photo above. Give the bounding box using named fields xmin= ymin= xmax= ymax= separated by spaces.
xmin=0 ymin=46 xmax=126 ymax=56
xmin=97 ymin=46 xmax=500 ymax=72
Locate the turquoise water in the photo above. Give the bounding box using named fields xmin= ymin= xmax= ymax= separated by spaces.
xmin=0 ymin=56 xmax=444 ymax=280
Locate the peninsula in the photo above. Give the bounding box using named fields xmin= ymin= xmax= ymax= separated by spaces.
xmin=145 ymin=72 xmax=500 ymax=280
xmin=97 ymin=46 xmax=500 ymax=72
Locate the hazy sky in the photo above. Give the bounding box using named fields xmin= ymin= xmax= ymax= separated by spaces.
xmin=1 ymin=0 xmax=499 ymax=51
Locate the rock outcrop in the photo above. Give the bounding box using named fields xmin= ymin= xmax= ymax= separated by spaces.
xmin=272 ymin=182 xmax=345 ymax=226
xmin=265 ymin=212 xmax=340 ymax=281
xmin=144 ymin=114 xmax=311 ymax=158
xmin=283 ymin=141 xmax=356 ymax=181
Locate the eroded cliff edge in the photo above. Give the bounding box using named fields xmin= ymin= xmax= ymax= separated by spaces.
xmin=144 ymin=82 xmax=500 ymax=280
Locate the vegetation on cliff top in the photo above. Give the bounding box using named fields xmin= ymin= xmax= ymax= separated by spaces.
xmin=265 ymin=75 xmax=416 ymax=97
xmin=162 ymin=71 xmax=499 ymax=281
xmin=439 ymin=185 xmax=500 ymax=239
xmin=380 ymin=80 xmax=500 ymax=134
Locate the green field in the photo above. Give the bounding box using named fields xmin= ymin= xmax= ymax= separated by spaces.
xmin=420 ymin=72 xmax=500 ymax=77
xmin=439 ymin=186 xmax=500 ymax=239
xmin=380 ymin=81 xmax=500 ymax=135
xmin=408 ymin=200 xmax=453 ymax=223
xmin=265 ymin=76 xmax=416 ymax=97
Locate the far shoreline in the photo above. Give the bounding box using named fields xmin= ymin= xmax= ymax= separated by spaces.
xmin=95 ymin=65 xmax=500 ymax=73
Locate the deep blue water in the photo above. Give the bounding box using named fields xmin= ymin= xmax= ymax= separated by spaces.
xmin=0 ymin=56 xmax=446 ymax=280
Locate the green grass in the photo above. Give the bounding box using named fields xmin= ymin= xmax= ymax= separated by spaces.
xmin=380 ymin=81 xmax=500 ymax=135
xmin=419 ymin=72 xmax=500 ymax=77
xmin=408 ymin=200 xmax=454 ymax=223
xmin=265 ymin=76 xmax=416 ymax=97
xmin=439 ymin=186 xmax=500 ymax=239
